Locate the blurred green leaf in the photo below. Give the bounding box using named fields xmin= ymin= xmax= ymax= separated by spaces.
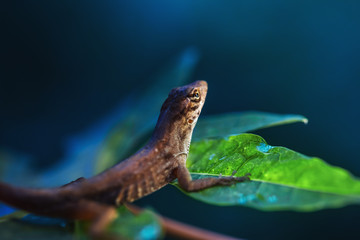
xmin=0 ymin=210 xmax=28 ymax=222
xmin=0 ymin=207 xmax=162 ymax=240
xmin=194 ymin=111 xmax=308 ymax=140
xmin=0 ymin=212 xmax=73 ymax=240
xmin=75 ymin=206 xmax=162 ymax=240
xmin=173 ymin=134 xmax=360 ymax=211
xmin=108 ymin=207 xmax=162 ymax=240
xmin=95 ymin=47 xmax=200 ymax=173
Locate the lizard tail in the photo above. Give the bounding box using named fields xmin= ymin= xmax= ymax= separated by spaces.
xmin=0 ymin=181 xmax=62 ymax=214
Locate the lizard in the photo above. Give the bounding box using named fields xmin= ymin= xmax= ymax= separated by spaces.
xmin=0 ymin=80 xmax=250 ymax=238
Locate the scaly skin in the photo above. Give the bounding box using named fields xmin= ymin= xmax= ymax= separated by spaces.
xmin=0 ymin=80 xmax=250 ymax=237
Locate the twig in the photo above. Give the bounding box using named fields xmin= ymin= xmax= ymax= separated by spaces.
xmin=125 ymin=204 xmax=244 ymax=240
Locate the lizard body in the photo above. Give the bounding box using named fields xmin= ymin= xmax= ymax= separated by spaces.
xmin=0 ymin=81 xmax=249 ymax=237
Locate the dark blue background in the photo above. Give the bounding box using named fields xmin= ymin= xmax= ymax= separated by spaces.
xmin=1 ymin=1 xmax=360 ymax=239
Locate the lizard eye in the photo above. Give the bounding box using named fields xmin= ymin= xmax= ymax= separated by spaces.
xmin=193 ymin=89 xmax=200 ymax=99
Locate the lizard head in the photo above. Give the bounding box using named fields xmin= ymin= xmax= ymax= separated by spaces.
xmin=161 ymin=80 xmax=208 ymax=127
xmin=153 ymin=80 xmax=208 ymax=153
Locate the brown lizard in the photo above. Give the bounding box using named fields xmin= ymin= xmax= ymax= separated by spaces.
xmin=0 ymin=80 xmax=250 ymax=237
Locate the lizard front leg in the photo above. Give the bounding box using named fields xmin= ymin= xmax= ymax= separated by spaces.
xmin=175 ymin=164 xmax=250 ymax=192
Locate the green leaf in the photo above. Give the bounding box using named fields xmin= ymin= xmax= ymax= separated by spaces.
xmin=75 ymin=206 xmax=162 ymax=240
xmin=174 ymin=174 xmax=360 ymax=211
xmin=175 ymin=134 xmax=360 ymax=211
xmin=194 ymin=111 xmax=308 ymax=140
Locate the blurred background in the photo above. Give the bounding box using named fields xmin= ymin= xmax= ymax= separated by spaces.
xmin=1 ymin=1 xmax=360 ymax=239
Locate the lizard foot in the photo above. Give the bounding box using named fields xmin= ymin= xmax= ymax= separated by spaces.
xmin=217 ymin=173 xmax=251 ymax=186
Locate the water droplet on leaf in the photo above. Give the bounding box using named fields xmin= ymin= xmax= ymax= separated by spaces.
xmin=257 ymin=142 xmax=273 ymax=153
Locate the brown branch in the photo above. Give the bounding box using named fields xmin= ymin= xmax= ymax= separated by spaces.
xmin=125 ymin=204 xmax=244 ymax=240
